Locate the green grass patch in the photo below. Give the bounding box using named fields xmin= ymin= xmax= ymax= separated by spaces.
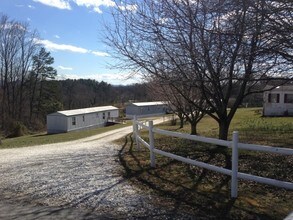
xmin=0 ymin=121 xmax=131 ymax=149
xmin=116 ymin=108 xmax=293 ymax=219
xmin=158 ymin=108 xmax=293 ymax=147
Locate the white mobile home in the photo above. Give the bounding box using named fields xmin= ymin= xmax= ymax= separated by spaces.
xmin=47 ymin=106 xmax=119 ymax=134
xmin=263 ymin=85 xmax=293 ymax=116
xmin=126 ymin=101 xmax=169 ymax=118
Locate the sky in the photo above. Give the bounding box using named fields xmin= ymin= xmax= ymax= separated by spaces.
xmin=0 ymin=0 xmax=141 ymax=85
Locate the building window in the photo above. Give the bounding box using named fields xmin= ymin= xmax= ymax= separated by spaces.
xmin=72 ymin=117 xmax=76 ymax=126
xmin=268 ymin=93 xmax=280 ymax=103
xmin=103 ymin=112 xmax=105 ymax=119
xmin=284 ymin=94 xmax=293 ymax=103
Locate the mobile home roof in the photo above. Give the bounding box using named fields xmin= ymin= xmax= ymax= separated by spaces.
xmin=264 ymin=85 xmax=293 ymax=92
xmin=49 ymin=106 xmax=118 ymax=117
xmin=130 ymin=101 xmax=168 ymax=107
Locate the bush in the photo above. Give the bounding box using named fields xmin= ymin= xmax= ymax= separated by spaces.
xmin=6 ymin=121 xmax=28 ymax=138
xmin=29 ymin=118 xmax=46 ymax=131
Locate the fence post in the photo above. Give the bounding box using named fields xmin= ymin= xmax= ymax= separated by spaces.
xmin=148 ymin=120 xmax=156 ymax=167
xmin=133 ymin=116 xmax=140 ymax=150
xmin=132 ymin=115 xmax=136 ymax=142
xmin=231 ymin=131 xmax=239 ymax=198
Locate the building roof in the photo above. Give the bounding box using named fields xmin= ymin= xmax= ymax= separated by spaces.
xmin=49 ymin=106 xmax=118 ymax=117
xmin=264 ymin=85 xmax=293 ymax=92
xmin=130 ymin=101 xmax=168 ymax=107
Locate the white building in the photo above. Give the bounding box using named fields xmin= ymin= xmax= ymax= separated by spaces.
xmin=263 ymin=85 xmax=293 ymax=116
xmin=47 ymin=106 xmax=119 ymax=134
xmin=126 ymin=101 xmax=169 ymax=118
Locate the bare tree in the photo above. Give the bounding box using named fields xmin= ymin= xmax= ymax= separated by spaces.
xmin=0 ymin=15 xmax=17 ymax=126
xmin=260 ymin=0 xmax=293 ymax=63
xmin=105 ymin=0 xmax=292 ymax=140
xmin=0 ymin=16 xmax=29 ymax=125
xmin=149 ymin=78 xmax=207 ymax=134
xmin=16 ymin=24 xmax=39 ymax=121
xmin=148 ymin=79 xmax=186 ymax=128
xmin=0 ymin=14 xmax=40 ymax=130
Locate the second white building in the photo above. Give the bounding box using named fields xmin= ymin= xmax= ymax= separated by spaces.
xmin=125 ymin=101 xmax=169 ymax=118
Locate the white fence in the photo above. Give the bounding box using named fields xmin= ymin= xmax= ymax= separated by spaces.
xmin=132 ymin=118 xmax=293 ymax=198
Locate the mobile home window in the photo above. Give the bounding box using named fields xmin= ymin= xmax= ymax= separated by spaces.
xmin=82 ymin=115 xmax=85 ymax=122
xmin=103 ymin=112 xmax=105 ymax=119
xmin=72 ymin=117 xmax=76 ymax=125
xmin=108 ymin=112 xmax=111 ymax=117
xmin=284 ymin=94 xmax=293 ymax=103
xmin=268 ymin=93 xmax=280 ymax=103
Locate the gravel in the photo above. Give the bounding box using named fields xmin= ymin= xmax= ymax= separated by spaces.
xmin=0 ymin=119 xmax=190 ymax=219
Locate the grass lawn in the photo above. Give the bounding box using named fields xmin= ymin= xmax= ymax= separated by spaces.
xmin=117 ymin=108 xmax=293 ymax=219
xmin=163 ymin=107 xmax=293 ymax=147
xmin=0 ymin=121 xmax=132 ymax=149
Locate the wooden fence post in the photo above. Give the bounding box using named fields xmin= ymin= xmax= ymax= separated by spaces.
xmin=231 ymin=131 xmax=239 ymax=198
xmin=148 ymin=120 xmax=156 ymax=167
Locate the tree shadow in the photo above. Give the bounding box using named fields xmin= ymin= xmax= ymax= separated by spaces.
xmin=117 ymin=134 xmax=240 ymax=218
xmin=0 ymin=199 xmax=106 ymax=219
xmin=116 ymin=134 xmax=279 ymax=219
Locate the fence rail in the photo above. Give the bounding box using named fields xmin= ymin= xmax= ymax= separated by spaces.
xmin=132 ymin=117 xmax=293 ymax=198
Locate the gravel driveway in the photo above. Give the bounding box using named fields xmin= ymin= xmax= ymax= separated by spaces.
xmin=0 ymin=120 xmax=178 ymax=219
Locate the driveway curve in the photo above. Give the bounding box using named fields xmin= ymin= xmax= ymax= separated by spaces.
xmin=0 ymin=118 xmax=186 ymax=219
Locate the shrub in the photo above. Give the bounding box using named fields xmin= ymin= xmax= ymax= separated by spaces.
xmin=29 ymin=118 xmax=46 ymax=131
xmin=6 ymin=121 xmax=28 ymax=138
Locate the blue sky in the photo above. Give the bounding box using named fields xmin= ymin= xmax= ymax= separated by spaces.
xmin=0 ymin=0 xmax=141 ymax=85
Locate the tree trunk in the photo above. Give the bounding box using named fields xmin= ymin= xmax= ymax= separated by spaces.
xmin=190 ymin=122 xmax=197 ymax=135
xmin=179 ymin=115 xmax=184 ymax=128
xmin=37 ymin=79 xmax=44 ymax=118
xmin=218 ymin=120 xmax=230 ymax=140
xmin=29 ymin=75 xmax=38 ymax=122
xmin=218 ymin=119 xmax=232 ymax=169
xmin=180 ymin=117 xmax=184 ymax=129
xmin=18 ymin=79 xmax=25 ymax=121
xmin=1 ymin=95 xmax=5 ymax=129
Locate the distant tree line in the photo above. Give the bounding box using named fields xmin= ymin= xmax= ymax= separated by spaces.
xmin=0 ymin=14 xmax=151 ymax=137
xmin=59 ymin=79 xmax=149 ymax=110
